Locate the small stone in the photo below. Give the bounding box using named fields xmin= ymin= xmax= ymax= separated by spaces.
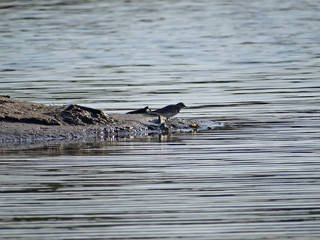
xmin=190 ymin=122 xmax=199 ymax=128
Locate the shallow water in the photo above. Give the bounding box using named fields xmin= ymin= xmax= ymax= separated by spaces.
xmin=1 ymin=0 xmax=320 ymax=239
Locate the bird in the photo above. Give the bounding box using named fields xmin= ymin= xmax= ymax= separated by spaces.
xmin=148 ymin=102 xmax=187 ymax=120
xmin=126 ymin=106 xmax=151 ymax=114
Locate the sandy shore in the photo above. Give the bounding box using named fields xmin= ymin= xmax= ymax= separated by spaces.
xmin=0 ymin=96 xmax=201 ymax=145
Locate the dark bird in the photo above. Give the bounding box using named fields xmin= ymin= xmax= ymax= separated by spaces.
xmin=149 ymin=102 xmax=187 ymax=119
xmin=126 ymin=106 xmax=151 ymax=114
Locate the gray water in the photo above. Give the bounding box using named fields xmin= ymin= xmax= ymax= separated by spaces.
xmin=1 ymin=0 xmax=320 ymax=239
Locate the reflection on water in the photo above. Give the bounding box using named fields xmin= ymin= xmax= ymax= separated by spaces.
xmin=0 ymin=133 xmax=185 ymax=156
xmin=1 ymin=0 xmax=320 ymax=239
xmin=1 ymin=125 xmax=320 ymax=239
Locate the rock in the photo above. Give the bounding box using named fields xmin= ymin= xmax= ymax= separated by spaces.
xmin=60 ymin=104 xmax=111 ymax=125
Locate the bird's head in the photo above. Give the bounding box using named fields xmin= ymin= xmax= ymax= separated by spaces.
xmin=144 ymin=106 xmax=151 ymax=112
xmin=177 ymin=102 xmax=187 ymax=109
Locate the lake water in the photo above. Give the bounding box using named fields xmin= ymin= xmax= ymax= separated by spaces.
xmin=1 ymin=0 xmax=320 ymax=239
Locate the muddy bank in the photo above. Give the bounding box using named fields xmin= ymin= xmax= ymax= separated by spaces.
xmin=0 ymin=96 xmax=222 ymax=145
xmin=0 ymin=95 xmax=111 ymax=126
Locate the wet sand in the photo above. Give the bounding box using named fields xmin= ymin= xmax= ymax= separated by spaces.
xmin=0 ymin=96 xmax=200 ymax=145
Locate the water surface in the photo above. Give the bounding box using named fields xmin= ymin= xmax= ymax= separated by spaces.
xmin=1 ymin=0 xmax=320 ymax=239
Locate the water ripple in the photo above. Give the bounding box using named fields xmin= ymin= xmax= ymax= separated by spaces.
xmin=1 ymin=0 xmax=320 ymax=239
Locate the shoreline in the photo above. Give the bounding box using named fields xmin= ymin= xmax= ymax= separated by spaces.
xmin=0 ymin=96 xmax=220 ymax=147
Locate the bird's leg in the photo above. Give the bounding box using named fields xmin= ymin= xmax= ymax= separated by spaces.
xmin=165 ymin=118 xmax=178 ymax=128
xmin=157 ymin=115 xmax=166 ymax=124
